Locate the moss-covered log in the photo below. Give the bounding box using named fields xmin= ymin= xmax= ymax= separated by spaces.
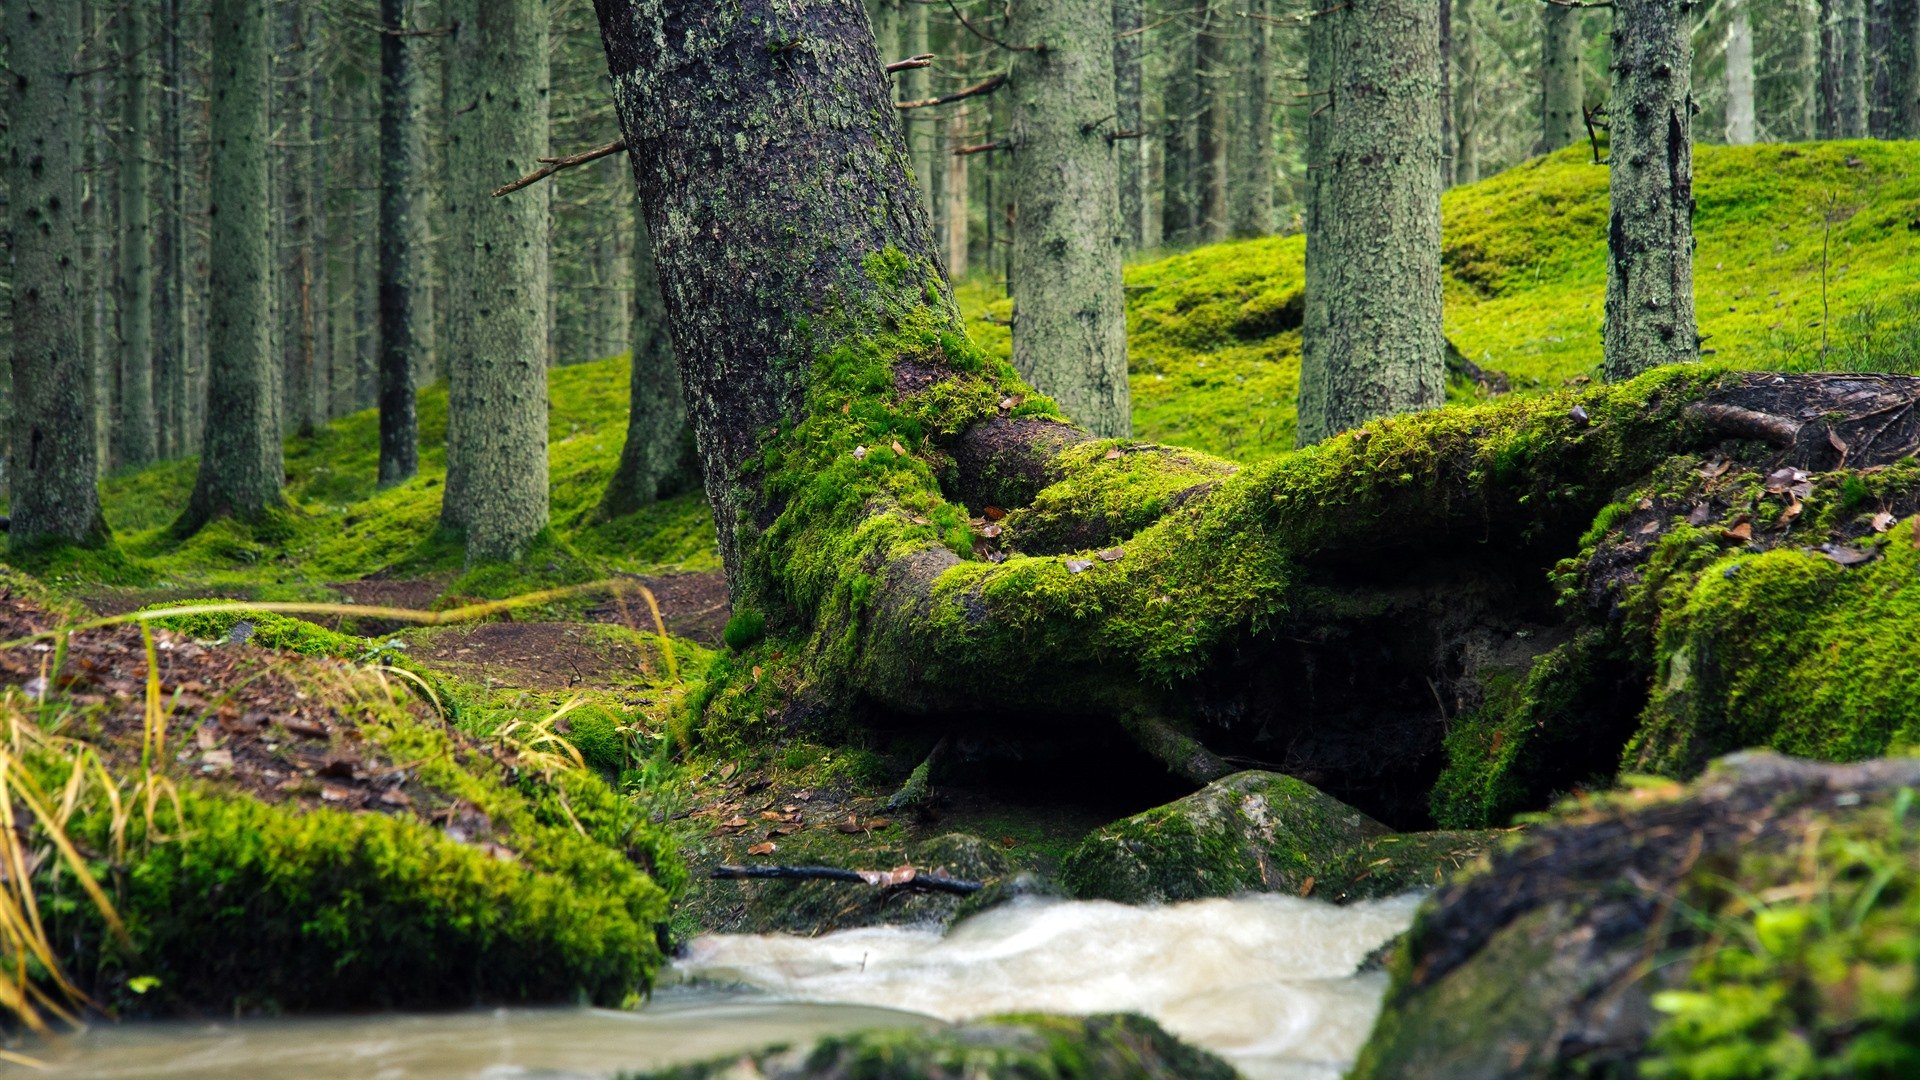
xmin=589 ymin=1 xmax=1920 ymax=828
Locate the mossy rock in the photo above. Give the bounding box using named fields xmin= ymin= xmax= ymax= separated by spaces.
xmin=1061 ymin=771 xmax=1491 ymax=904
xmin=630 ymin=1012 xmax=1238 ymax=1079
xmin=1353 ymin=752 xmax=1920 ymax=1079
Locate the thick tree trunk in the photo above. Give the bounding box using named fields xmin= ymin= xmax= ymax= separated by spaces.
xmin=182 ymin=0 xmax=285 ymax=529
xmin=442 ymin=0 xmax=551 ymax=563
xmin=1297 ymin=0 xmax=1446 ymax=445
xmin=600 ymin=219 xmax=694 ymax=517
xmin=1725 ymin=0 xmax=1758 ymax=145
xmin=1007 ymin=0 xmax=1131 ymax=439
xmin=1227 ymin=0 xmax=1275 ymax=239
xmin=1113 ymin=0 xmax=1147 ymax=249
xmin=5 ymin=0 xmax=109 ymax=547
xmin=1820 ymin=0 xmax=1869 ymax=137
xmin=1538 ymin=3 xmax=1584 ymax=155
xmin=118 ymin=0 xmax=158 ymax=468
xmin=1602 ymin=0 xmax=1697 ymax=383
xmin=378 ymin=0 xmax=427 ymax=487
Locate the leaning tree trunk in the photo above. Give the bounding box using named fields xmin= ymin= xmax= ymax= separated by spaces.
xmin=5 ymin=0 xmax=108 ymax=548
xmin=1007 ymin=0 xmax=1131 ymax=439
xmin=182 ymin=0 xmax=285 ymax=530
xmin=377 ymin=0 xmax=427 ymax=487
xmin=599 ymin=219 xmax=694 ymax=518
xmin=1296 ymin=0 xmax=1446 ymax=445
xmin=1725 ymin=0 xmax=1758 ymax=145
xmin=1820 ymin=0 xmax=1869 ymax=137
xmin=1538 ymin=2 xmax=1585 ymax=155
xmin=442 ymin=0 xmax=551 ymax=563
xmin=118 ymin=0 xmax=158 ymax=469
xmin=1602 ymin=0 xmax=1697 ymax=383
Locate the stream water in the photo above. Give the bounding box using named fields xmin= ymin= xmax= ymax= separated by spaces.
xmin=18 ymin=892 xmax=1421 ymax=1079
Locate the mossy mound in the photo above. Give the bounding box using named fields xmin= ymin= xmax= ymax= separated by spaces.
xmin=1352 ymin=752 xmax=1920 ymax=1079
xmin=958 ymin=141 xmax=1920 ymax=463
xmin=630 ymin=1012 xmax=1238 ymax=1080
xmin=1062 ymin=772 xmax=1492 ymax=904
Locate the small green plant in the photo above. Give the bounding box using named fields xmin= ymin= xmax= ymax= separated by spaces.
xmin=723 ymin=609 xmax=767 ymax=651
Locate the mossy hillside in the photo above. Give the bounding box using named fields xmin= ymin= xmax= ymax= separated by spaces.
xmin=58 ymin=355 xmax=717 ymax=601
xmin=959 ymin=142 xmax=1920 ymax=463
xmin=634 ymin=1012 xmax=1239 ymax=1080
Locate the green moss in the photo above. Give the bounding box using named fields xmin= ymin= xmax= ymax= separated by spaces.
xmin=722 ymin=610 xmax=766 ymax=651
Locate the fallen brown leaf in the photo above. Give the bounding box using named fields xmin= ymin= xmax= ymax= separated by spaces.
xmin=1872 ymin=511 xmax=1897 ymax=533
xmin=748 ymin=841 xmax=777 ymax=857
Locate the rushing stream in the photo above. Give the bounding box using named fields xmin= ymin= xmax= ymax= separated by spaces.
xmin=20 ymin=892 xmax=1421 ymax=1079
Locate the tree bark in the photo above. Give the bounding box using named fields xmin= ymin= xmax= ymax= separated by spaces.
xmin=600 ymin=218 xmax=694 ymax=517
xmin=119 ymin=0 xmax=158 ymax=468
xmin=1440 ymin=0 xmax=1454 ymax=188
xmin=378 ymin=0 xmax=428 ymax=487
xmin=946 ymin=106 xmax=972 ymax=277
xmin=1113 ymin=0 xmax=1147 ymax=249
xmin=1227 ymin=0 xmax=1275 ymax=239
xmin=154 ymin=0 xmax=188 ymax=460
xmin=1820 ymin=0 xmax=1869 ymax=137
xmin=1194 ymin=0 xmax=1229 ymax=243
xmin=1875 ymin=0 xmax=1920 ymax=137
xmin=182 ymin=0 xmax=286 ymax=529
xmin=5 ymin=0 xmax=109 ymax=547
xmin=1602 ymin=0 xmax=1697 ymax=383
xmin=1161 ymin=8 xmax=1202 ymax=245
xmin=1538 ymin=3 xmax=1584 ymax=155
xmin=1452 ymin=0 xmax=1480 ymax=184
xmin=1725 ymin=0 xmax=1758 ymax=145
xmin=442 ymin=0 xmax=552 ymax=563
xmin=1297 ymin=0 xmax=1446 ymax=445
xmin=1008 ymin=0 xmax=1131 ymax=439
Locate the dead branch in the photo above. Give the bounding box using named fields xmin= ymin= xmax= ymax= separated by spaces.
xmin=898 ymin=73 xmax=1008 ymax=111
xmin=954 ymin=140 xmax=1009 ymax=157
xmin=1107 ymin=129 xmax=1144 ymax=143
xmin=382 ymin=24 xmax=454 ymax=37
xmin=1583 ymin=103 xmax=1609 ymax=166
xmin=492 ymin=139 xmax=627 ymax=198
xmin=944 ymin=0 xmax=1043 ymax=53
xmin=886 ymin=54 xmax=936 ymax=73
xmin=710 ymin=863 xmax=985 ymax=896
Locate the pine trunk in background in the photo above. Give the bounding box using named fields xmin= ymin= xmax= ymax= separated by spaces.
xmin=274 ymin=3 xmax=313 ymax=437
xmin=442 ymin=0 xmax=551 ymax=563
xmin=1008 ymin=0 xmax=1131 ymax=438
xmin=378 ymin=0 xmax=427 ymax=486
xmin=902 ymin=0 xmax=936 ymax=230
xmin=1820 ymin=0 xmax=1869 ymax=137
xmin=1538 ymin=3 xmax=1584 ymax=154
xmin=155 ymin=0 xmax=188 ymax=459
xmin=1227 ymin=0 xmax=1274 ymax=238
xmin=1113 ymin=0 xmax=1147 ymax=248
xmin=947 ymin=107 xmax=972 ymax=276
xmin=1195 ymin=1 xmax=1229 ymax=242
xmin=1440 ymin=0 xmax=1454 ymax=188
xmin=83 ymin=0 xmax=113 ymax=476
xmin=1452 ymin=0 xmax=1480 ymax=184
xmin=590 ymin=0 xmax=945 ymax=591
xmin=1602 ymin=0 xmax=1697 ymax=382
xmin=5 ymin=0 xmax=109 ymax=547
xmin=119 ymin=0 xmax=158 ymax=468
xmin=1297 ymin=0 xmax=1445 ymax=445
xmin=1726 ymin=0 xmax=1758 ymax=144
xmin=1875 ymin=0 xmax=1920 ymax=136
xmin=182 ymin=0 xmax=285 ymax=528
xmin=1161 ymin=12 xmax=1201 ymax=245
xmin=601 ymin=220 xmax=694 ymax=517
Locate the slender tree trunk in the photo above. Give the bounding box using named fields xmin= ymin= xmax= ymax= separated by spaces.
xmin=119 ymin=0 xmax=158 ymax=467
xmin=1603 ymin=0 xmax=1697 ymax=382
xmin=1161 ymin=9 xmax=1202 ymax=245
xmin=83 ymin=0 xmax=113 ymax=476
xmin=1538 ymin=3 xmax=1585 ymax=155
xmin=377 ymin=0 xmax=427 ymax=486
xmin=182 ymin=0 xmax=285 ymax=528
xmin=1008 ymin=0 xmax=1131 ymax=438
xmin=947 ymin=106 xmax=972 ymax=276
xmin=155 ymin=0 xmax=188 ymax=459
xmin=1878 ymin=0 xmax=1920 ymax=136
xmin=1820 ymin=0 xmax=1869 ymax=137
xmin=1453 ymin=0 xmax=1480 ymax=183
xmin=600 ymin=219 xmax=694 ymax=517
xmin=273 ymin=2 xmax=307 ymax=438
xmin=1726 ymin=0 xmax=1758 ymax=144
xmin=1440 ymin=0 xmax=1455 ymax=188
xmin=902 ymin=0 xmax=936 ymax=229
xmin=1297 ymin=0 xmax=1446 ymax=445
xmin=1114 ymin=0 xmax=1147 ymax=248
xmin=1228 ymin=0 xmax=1275 ymax=238
xmin=5 ymin=0 xmax=109 ymax=547
xmin=442 ymin=0 xmax=551 ymax=563
xmin=1195 ymin=0 xmax=1229 ymax=242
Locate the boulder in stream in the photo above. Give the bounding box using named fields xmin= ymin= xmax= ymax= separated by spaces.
xmin=1061 ymin=770 xmax=1492 ymax=903
xmin=1353 ymin=752 xmax=1920 ymax=1078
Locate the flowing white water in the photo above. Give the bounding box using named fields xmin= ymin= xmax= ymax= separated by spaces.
xmin=675 ymin=892 xmax=1425 ymax=1080
xmin=15 ymin=892 xmax=1419 ymax=1079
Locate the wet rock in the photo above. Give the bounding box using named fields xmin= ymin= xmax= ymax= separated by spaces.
xmin=1352 ymin=752 xmax=1920 ymax=1078
xmin=628 ymin=1012 xmax=1237 ymax=1079
xmin=1061 ymin=771 xmax=1492 ymax=904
